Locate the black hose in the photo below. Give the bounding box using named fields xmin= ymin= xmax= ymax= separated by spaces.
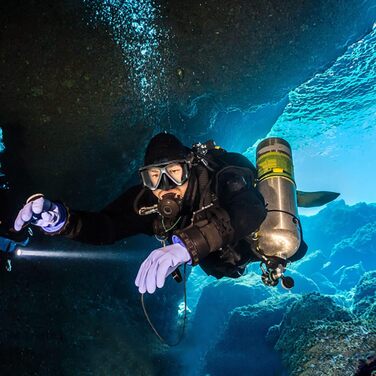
xmin=140 ymin=263 xmax=188 ymax=347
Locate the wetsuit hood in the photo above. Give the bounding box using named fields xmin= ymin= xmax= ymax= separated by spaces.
xmin=144 ymin=132 xmax=190 ymax=166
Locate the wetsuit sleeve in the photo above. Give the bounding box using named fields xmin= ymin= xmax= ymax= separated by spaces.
xmin=174 ymin=153 xmax=267 ymax=265
xmin=55 ymin=185 xmax=155 ymax=245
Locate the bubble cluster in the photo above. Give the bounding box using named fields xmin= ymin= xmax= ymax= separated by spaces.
xmin=83 ymin=0 xmax=171 ymax=114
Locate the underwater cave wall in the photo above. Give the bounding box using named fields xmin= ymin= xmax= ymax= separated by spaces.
xmin=0 ymin=0 xmax=375 ymax=211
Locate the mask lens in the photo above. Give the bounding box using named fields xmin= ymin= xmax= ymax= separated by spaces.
xmin=166 ymin=163 xmax=184 ymax=184
xmin=139 ymin=160 xmax=189 ymax=190
xmin=147 ymin=167 xmax=162 ymax=187
xmin=140 ymin=168 xmax=161 ymax=190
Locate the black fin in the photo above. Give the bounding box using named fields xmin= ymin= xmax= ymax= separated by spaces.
xmin=297 ymin=191 xmax=340 ymax=208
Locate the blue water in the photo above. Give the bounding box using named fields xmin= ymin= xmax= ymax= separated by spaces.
xmin=181 ymin=22 xmax=376 ymax=376
xmin=245 ymin=24 xmax=376 ymax=210
xmin=1 ymin=3 xmax=375 ymax=375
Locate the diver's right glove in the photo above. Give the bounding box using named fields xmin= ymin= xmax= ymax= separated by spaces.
xmin=135 ymin=243 xmax=192 ymax=294
xmin=14 ymin=194 xmax=67 ymax=233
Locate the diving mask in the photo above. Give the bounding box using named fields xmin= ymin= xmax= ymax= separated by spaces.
xmin=139 ymin=160 xmax=190 ymax=191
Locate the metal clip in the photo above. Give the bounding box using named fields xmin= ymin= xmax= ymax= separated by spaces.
xmin=138 ymin=205 xmax=159 ymax=216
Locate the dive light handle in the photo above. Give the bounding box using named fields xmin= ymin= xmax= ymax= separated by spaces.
xmin=23 ymin=194 xmax=63 ymax=230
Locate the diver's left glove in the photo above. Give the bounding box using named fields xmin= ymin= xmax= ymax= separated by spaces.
xmin=135 ymin=243 xmax=191 ymax=294
xmin=14 ymin=194 xmax=67 ymax=234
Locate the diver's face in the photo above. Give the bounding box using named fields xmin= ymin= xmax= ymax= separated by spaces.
xmin=152 ymin=181 xmax=189 ymax=200
xmin=146 ymin=161 xmax=189 ymax=200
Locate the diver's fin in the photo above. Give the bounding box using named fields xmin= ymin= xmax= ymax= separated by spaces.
xmin=297 ymin=191 xmax=340 ymax=208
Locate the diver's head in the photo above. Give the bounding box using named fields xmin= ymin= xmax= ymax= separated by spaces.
xmin=140 ymin=132 xmax=191 ymax=200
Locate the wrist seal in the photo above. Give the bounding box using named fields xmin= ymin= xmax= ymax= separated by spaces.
xmin=42 ymin=202 xmax=71 ymax=236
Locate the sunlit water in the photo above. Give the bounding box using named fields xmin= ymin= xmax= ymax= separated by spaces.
xmin=245 ymin=24 xmax=376 ymax=208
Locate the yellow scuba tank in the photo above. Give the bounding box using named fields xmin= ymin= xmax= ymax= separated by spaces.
xmin=251 ymin=137 xmax=301 ymax=260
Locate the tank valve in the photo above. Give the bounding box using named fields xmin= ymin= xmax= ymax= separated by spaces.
xmin=259 ymin=257 xmax=294 ymax=289
xmin=281 ymin=275 xmax=295 ymax=289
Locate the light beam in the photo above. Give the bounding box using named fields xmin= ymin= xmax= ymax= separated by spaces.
xmin=15 ymin=248 xmax=136 ymax=262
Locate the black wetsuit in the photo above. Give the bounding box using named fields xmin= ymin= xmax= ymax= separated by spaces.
xmin=57 ymin=150 xmax=307 ymax=279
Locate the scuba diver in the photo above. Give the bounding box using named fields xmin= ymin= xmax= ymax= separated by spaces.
xmin=13 ymin=133 xmax=338 ymax=293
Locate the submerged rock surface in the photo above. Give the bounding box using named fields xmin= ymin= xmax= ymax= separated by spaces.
xmin=181 ymin=272 xmax=273 ymax=372
xmin=275 ymin=290 xmax=376 ymax=376
xmin=186 ymin=202 xmax=376 ymax=376
xmin=203 ymin=294 xmax=298 ymax=376
xmin=353 ymin=271 xmax=376 ymax=321
xmin=295 ymin=201 xmax=376 ymax=293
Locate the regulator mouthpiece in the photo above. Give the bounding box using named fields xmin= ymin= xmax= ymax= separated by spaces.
xmin=158 ymin=193 xmax=182 ymax=219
